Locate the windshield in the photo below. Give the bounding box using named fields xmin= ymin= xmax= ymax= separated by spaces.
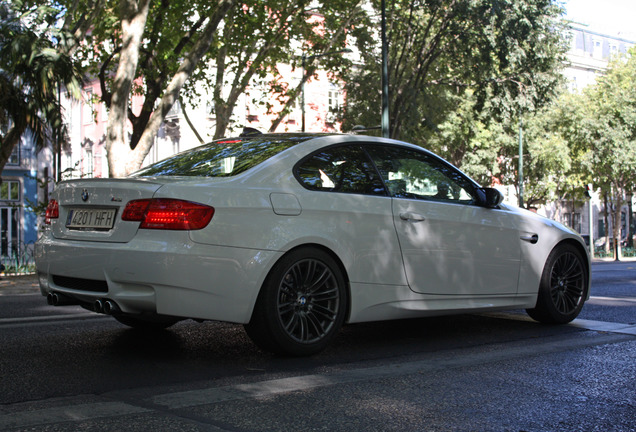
xmin=131 ymin=135 xmax=315 ymax=178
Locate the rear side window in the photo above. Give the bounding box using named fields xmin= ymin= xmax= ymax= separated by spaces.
xmin=295 ymin=145 xmax=386 ymax=196
xmin=132 ymin=136 xmax=312 ymax=178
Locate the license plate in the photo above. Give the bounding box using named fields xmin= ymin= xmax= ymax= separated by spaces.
xmin=66 ymin=208 xmax=117 ymax=230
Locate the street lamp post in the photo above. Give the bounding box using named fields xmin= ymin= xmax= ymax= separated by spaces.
xmin=301 ymin=49 xmax=351 ymax=132
xmin=518 ymin=118 xmax=524 ymax=208
xmin=381 ymin=0 xmax=390 ymax=138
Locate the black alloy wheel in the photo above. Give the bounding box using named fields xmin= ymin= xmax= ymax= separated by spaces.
xmin=277 ymin=257 xmax=341 ymax=344
xmin=245 ymin=247 xmax=347 ymax=356
xmin=527 ymin=243 xmax=588 ymax=324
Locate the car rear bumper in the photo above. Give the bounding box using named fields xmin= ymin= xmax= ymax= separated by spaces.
xmin=35 ymin=231 xmax=281 ymax=323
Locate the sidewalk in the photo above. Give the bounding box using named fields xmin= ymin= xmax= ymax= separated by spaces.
xmin=0 ymin=273 xmax=40 ymax=295
xmin=592 ymin=256 xmax=636 ymax=262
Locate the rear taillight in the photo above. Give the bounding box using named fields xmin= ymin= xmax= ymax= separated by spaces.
xmin=45 ymin=200 xmax=59 ymax=225
xmin=122 ymin=199 xmax=214 ymax=230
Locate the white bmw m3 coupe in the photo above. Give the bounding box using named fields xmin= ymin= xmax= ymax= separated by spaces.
xmin=35 ymin=132 xmax=590 ymax=355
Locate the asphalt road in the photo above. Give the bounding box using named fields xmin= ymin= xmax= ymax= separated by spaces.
xmin=0 ymin=261 xmax=634 ymax=432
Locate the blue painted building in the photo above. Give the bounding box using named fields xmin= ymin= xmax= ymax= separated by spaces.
xmin=0 ymin=133 xmax=40 ymax=271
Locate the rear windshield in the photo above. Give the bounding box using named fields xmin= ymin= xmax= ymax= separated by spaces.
xmin=131 ymin=136 xmax=315 ymax=178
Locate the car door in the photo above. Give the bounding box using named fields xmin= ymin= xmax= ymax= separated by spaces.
xmin=293 ymin=144 xmax=407 ymax=288
xmin=365 ymin=144 xmax=521 ymax=296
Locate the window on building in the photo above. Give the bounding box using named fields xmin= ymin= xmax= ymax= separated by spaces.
xmin=592 ymin=38 xmax=603 ymax=58
xmin=0 ymin=180 xmax=20 ymax=201
xmin=285 ymin=98 xmax=300 ymax=125
xmin=206 ymin=100 xmax=215 ymax=119
xmin=0 ymin=206 xmax=20 ymax=257
xmin=84 ymin=150 xmax=93 ymax=178
xmin=62 ymin=153 xmax=74 ymax=179
xmin=101 ymin=102 xmax=109 ymax=122
xmin=83 ymin=89 xmax=94 ymax=124
xmin=573 ymin=213 xmax=581 ymax=233
xmin=563 ymin=212 xmax=581 ymax=233
xmin=7 ymin=143 xmax=20 ymax=166
xmin=166 ymin=100 xmax=182 ymax=119
xmin=327 ymin=85 xmax=342 ymax=123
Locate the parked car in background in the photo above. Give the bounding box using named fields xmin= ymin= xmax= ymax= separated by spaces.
xmin=36 ymin=132 xmax=591 ymax=355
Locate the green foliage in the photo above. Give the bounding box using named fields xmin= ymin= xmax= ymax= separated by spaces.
xmin=342 ymin=0 xmax=566 ymax=142
xmin=516 ymin=104 xmax=574 ymax=207
xmin=206 ymin=0 xmax=366 ymax=138
xmin=577 ymin=49 xmax=636 ymax=243
xmin=0 ymin=0 xmax=82 ymax=174
xmin=71 ymin=0 xmax=231 ymax=149
xmin=426 ymin=90 xmax=508 ymax=186
xmin=37 ymin=0 xmax=365 ymax=176
xmin=557 ymin=49 xmax=636 ymax=198
xmin=584 ymin=50 xmax=636 ymax=191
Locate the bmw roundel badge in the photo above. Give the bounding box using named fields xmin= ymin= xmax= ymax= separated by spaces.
xmin=81 ymin=189 xmax=89 ymax=202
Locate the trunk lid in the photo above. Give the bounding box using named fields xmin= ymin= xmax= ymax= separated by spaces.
xmin=50 ymin=178 xmax=164 ymax=243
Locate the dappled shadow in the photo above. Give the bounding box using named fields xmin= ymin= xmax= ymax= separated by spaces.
xmin=109 ymin=327 xmax=185 ymax=358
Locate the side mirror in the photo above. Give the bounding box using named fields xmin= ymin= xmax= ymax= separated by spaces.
xmin=476 ymin=187 xmax=504 ymax=208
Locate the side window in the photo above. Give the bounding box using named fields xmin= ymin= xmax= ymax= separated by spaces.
xmin=295 ymin=145 xmax=386 ymax=196
xmin=366 ymin=145 xmax=476 ymax=204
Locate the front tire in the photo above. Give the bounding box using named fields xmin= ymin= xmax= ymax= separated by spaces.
xmin=527 ymin=244 xmax=588 ymax=324
xmin=245 ymin=247 xmax=347 ymax=356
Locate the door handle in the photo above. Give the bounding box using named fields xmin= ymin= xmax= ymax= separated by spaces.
xmin=399 ymin=212 xmax=425 ymax=222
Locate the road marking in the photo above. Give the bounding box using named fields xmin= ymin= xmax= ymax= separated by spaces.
xmin=0 ymin=312 xmax=95 ymax=324
xmin=569 ymin=319 xmax=636 ymax=336
xmin=590 ymin=295 xmax=636 ymax=303
xmin=0 ymin=402 xmax=150 ymax=429
xmin=482 ymin=311 xmax=636 ymax=336
xmin=0 ymin=313 xmax=110 ymax=329
xmin=1 ymin=319 xmax=633 ymax=430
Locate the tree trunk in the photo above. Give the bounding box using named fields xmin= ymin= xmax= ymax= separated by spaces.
xmin=603 ymin=193 xmax=610 ymax=253
xmin=105 ymin=0 xmax=151 ymax=178
xmin=125 ymin=0 xmax=235 ymax=174
xmin=106 ymin=0 xmax=236 ymax=177
xmin=213 ymin=103 xmax=233 ymax=139
xmin=612 ymin=189 xmax=623 ymax=261
xmin=627 ymin=193 xmax=634 ymax=249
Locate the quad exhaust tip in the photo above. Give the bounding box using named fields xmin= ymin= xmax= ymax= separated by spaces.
xmin=49 ymin=293 xmax=120 ymax=314
xmin=94 ymin=299 xmax=120 ymax=315
xmin=47 ymin=292 xmax=77 ymax=306
xmin=103 ymin=300 xmax=120 ymax=315
xmin=94 ymin=299 xmax=104 ymax=313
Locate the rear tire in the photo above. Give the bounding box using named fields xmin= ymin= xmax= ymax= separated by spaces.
xmin=245 ymin=247 xmax=347 ymax=356
xmin=526 ymin=244 xmax=588 ymax=324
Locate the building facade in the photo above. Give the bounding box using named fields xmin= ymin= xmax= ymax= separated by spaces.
xmin=53 ymin=63 xmax=345 ymax=177
xmin=0 ymin=133 xmax=42 ymax=271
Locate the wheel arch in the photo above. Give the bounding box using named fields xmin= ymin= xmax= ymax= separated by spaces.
xmin=553 ymin=238 xmax=591 ymax=298
xmin=550 ymin=238 xmax=592 ymax=300
xmin=526 ymin=237 xmax=591 ymax=324
xmin=252 ymin=242 xmax=352 ymax=323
